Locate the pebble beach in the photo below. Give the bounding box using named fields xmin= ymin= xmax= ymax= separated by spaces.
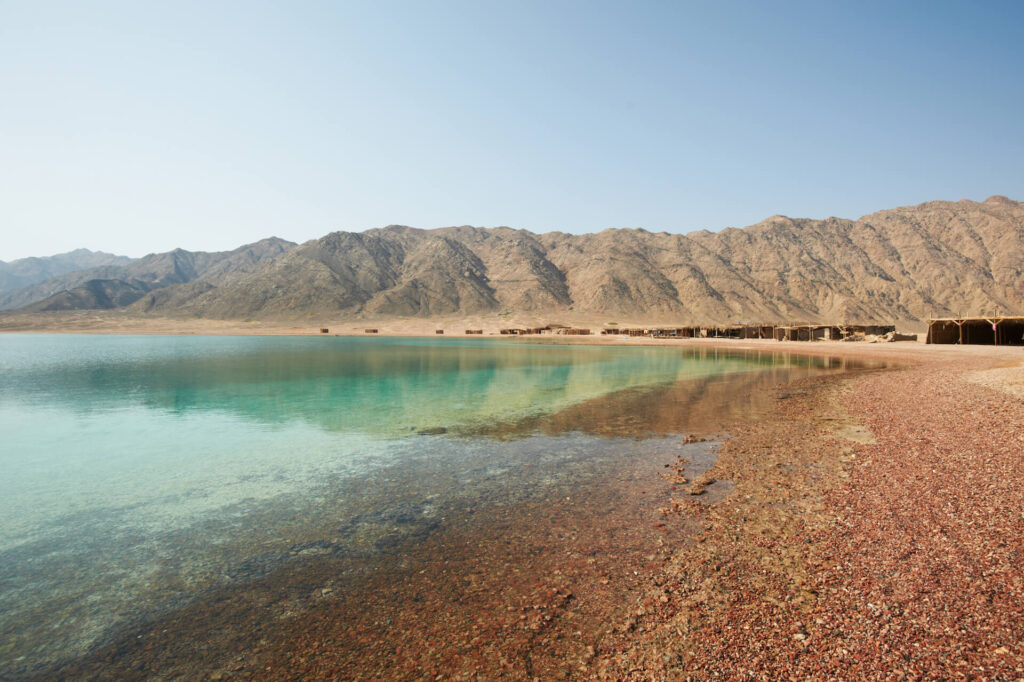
xmin=12 ymin=332 xmax=1024 ymax=680
xmin=594 ymin=343 xmax=1024 ymax=679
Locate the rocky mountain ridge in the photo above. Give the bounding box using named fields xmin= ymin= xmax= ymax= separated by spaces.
xmin=6 ymin=197 xmax=1022 ymax=323
xmin=3 ymin=238 xmax=295 ymax=312
xmin=0 ymin=249 xmax=133 ymax=298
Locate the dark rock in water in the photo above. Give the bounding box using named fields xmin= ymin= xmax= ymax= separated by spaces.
xmin=374 ymin=519 xmax=441 ymax=551
xmin=417 ymin=427 xmax=448 ymax=435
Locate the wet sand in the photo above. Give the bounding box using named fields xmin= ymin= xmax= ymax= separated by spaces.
xmin=4 ymin=315 xmax=1024 ymax=678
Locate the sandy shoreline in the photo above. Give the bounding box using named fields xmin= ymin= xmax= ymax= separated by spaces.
xmin=3 ymin=309 xmax=1020 ymax=376
xmin=7 ymin=317 xmax=1024 ymax=678
xmin=0 ymin=309 xmax=935 ymax=337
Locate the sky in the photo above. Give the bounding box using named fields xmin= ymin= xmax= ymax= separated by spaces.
xmin=1 ymin=1 xmax=1022 ymax=261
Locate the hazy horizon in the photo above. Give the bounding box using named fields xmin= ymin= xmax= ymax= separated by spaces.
xmin=2 ymin=1 xmax=1022 ymax=261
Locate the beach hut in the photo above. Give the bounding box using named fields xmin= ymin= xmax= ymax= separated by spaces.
xmin=926 ymin=317 xmax=1024 ymax=345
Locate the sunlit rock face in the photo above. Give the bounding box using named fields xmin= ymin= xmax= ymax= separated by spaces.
xmin=5 ymin=197 xmax=1022 ymax=324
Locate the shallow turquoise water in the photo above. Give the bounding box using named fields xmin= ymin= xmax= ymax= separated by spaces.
xmin=0 ymin=334 xmax=845 ymax=676
xmin=0 ymin=335 xmax=771 ymax=545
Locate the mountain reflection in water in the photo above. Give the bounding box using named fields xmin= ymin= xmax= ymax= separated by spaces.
xmin=0 ymin=335 xmax=875 ymax=679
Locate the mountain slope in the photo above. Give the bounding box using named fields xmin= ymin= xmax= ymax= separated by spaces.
xmin=9 ymin=238 xmax=295 ymax=312
xmin=7 ymin=197 xmax=1022 ymax=323
xmin=0 ymin=249 xmax=133 ymax=297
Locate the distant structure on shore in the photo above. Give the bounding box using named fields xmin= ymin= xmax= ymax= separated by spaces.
xmin=927 ymin=317 xmax=1024 ymax=345
xmin=604 ymin=323 xmax=903 ymax=342
xmin=496 ymin=323 xmax=912 ymax=342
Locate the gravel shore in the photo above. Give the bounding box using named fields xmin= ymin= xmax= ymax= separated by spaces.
xmin=40 ymin=341 xmax=1024 ymax=679
xmin=596 ymin=347 xmax=1024 ymax=679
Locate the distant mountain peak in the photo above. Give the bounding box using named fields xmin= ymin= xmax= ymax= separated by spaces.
xmin=984 ymin=195 xmax=1016 ymax=206
xmin=0 ymin=249 xmax=134 ymax=301
xmin=0 ymin=238 xmax=295 ymax=312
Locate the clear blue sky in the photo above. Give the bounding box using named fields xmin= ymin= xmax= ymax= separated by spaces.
xmin=2 ymin=0 xmax=1022 ymax=260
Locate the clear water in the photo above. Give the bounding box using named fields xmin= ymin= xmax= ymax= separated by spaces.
xmin=0 ymin=334 xmax=847 ymax=676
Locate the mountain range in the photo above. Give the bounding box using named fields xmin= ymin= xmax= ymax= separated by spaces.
xmin=2 ymin=196 xmax=1021 ymax=324
xmin=0 ymin=239 xmax=294 ymax=312
xmin=0 ymin=249 xmax=132 ymax=299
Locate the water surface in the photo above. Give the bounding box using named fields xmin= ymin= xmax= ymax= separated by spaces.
xmin=0 ymin=334 xmax=857 ymax=678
